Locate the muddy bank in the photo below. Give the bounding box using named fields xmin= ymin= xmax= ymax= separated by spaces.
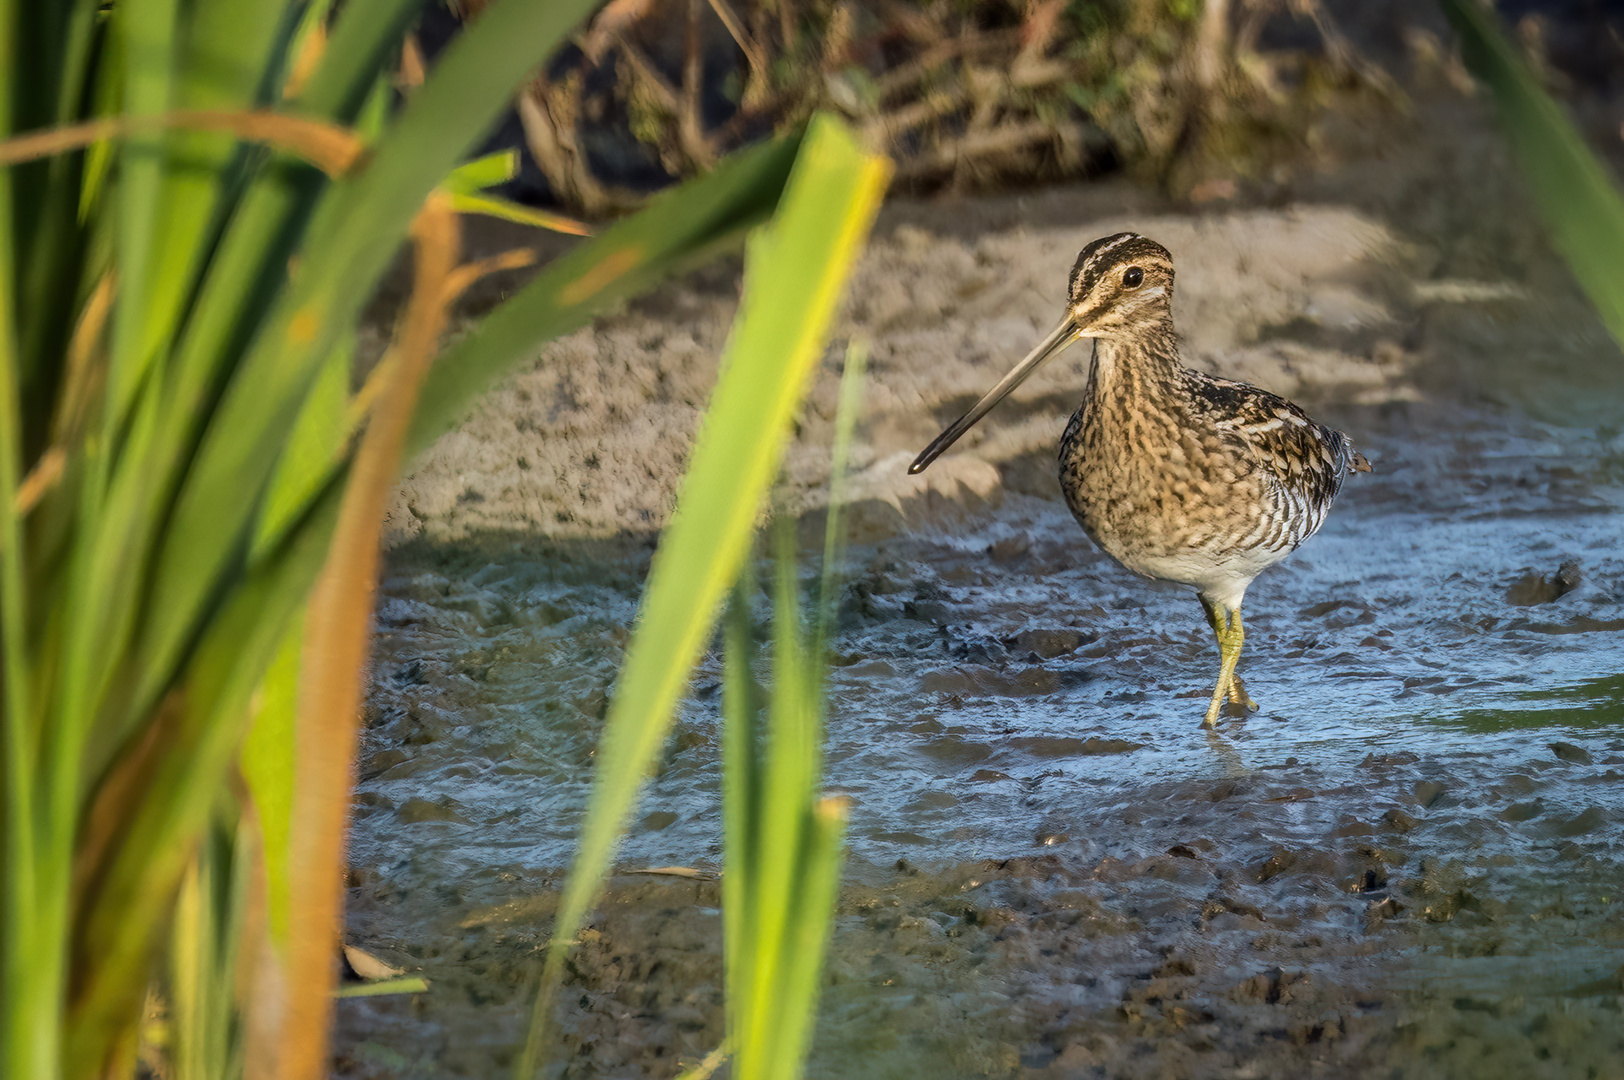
xmin=386 ymin=79 xmax=1624 ymax=548
xmin=387 ymin=195 xmax=1420 ymax=545
xmin=338 ymin=86 xmax=1624 ymax=1079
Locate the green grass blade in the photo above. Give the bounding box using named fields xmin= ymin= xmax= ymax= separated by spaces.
xmin=106 ymin=0 xmax=180 ymax=424
xmin=14 ymin=3 xmax=101 ymax=419
xmin=0 ymin=24 xmax=47 ymax=1070
xmin=67 ymin=487 xmax=339 ymax=1074
xmin=1441 ymin=0 xmax=1624 ymax=349
xmin=406 ymin=128 xmax=804 ymax=460
xmin=171 ymin=831 xmax=246 ymax=1080
xmin=721 ymin=576 xmax=761 ymax=1047
xmin=813 ymin=339 xmax=867 ymax=661
xmin=78 ymin=28 xmax=123 ymax=220
xmin=239 ymin=613 xmax=304 ymax=950
xmin=332 ymin=976 xmax=430 ymax=998
xmin=131 ymin=0 xmax=291 ymax=382
xmin=442 ymin=191 xmax=591 ymax=236
xmin=740 ymin=520 xmax=817 ymax=1066
xmin=441 ymin=149 xmax=518 ymax=194
xmin=763 ymin=799 xmax=846 ymax=1080
xmin=297 ymin=0 xmax=424 ymax=121
xmin=139 ymin=0 xmax=604 ymax=713
xmin=250 ymin=333 xmax=350 ymax=562
xmin=526 ymin=114 xmax=887 ymax=1076
xmin=730 ymin=526 xmax=849 ymax=1080
xmin=170 ymin=847 xmax=208 ymax=1080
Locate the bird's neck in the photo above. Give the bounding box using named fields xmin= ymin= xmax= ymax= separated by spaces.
xmin=1085 ymin=322 xmax=1182 ymax=406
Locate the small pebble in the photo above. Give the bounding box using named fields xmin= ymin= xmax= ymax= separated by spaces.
xmin=1382 ymin=808 xmax=1419 ymax=833
xmin=1550 ymin=741 xmax=1593 ymax=765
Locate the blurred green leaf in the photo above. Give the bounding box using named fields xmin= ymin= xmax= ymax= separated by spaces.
xmin=239 ymin=616 xmax=305 ymax=949
xmin=519 ymin=114 xmax=888 ymax=1078
xmin=443 ymin=191 xmax=591 ymax=236
xmin=726 ymin=521 xmax=846 ymax=1080
xmin=815 ymin=339 xmax=867 ymax=659
xmin=1442 ymin=0 xmax=1624 ymax=350
xmin=440 ymin=149 xmax=519 ymax=194
xmin=252 ymin=337 xmax=350 ymax=563
xmin=139 ymin=0 xmax=607 ymax=723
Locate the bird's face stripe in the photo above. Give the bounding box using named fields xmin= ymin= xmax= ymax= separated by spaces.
xmin=1067 ymin=234 xmax=1178 ymax=332
xmin=1090 ymin=232 xmax=1138 ymax=259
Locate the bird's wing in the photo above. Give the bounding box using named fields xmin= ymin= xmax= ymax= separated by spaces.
xmin=1195 ymin=375 xmax=1355 ymax=512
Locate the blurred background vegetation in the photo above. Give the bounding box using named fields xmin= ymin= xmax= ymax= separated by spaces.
xmin=450 ymin=0 xmax=1395 ymax=211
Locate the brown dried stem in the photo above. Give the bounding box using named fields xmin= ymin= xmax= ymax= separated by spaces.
xmin=0 ymin=110 xmax=366 ymax=178
xmin=680 ymin=0 xmax=718 ymax=169
xmin=276 ymin=195 xmax=461 ymax=1080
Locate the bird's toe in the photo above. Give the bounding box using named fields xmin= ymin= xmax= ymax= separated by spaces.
xmin=1225 ymin=674 xmax=1259 ymax=713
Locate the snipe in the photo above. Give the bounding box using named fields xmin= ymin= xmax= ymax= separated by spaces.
xmin=910 ymin=232 xmax=1371 ymax=727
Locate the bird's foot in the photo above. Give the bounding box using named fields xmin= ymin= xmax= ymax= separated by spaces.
xmin=1202 ymin=674 xmax=1258 ymax=728
xmin=1225 ymin=674 xmax=1259 ymax=713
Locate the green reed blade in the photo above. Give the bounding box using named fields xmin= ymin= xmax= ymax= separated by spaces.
xmin=106 ymin=0 xmax=180 ymax=425
xmin=297 ymin=0 xmax=424 ymax=121
xmin=137 ymin=0 xmax=603 ymax=722
xmin=149 ymin=820 xmax=252 ymax=1080
xmin=171 ymin=823 xmax=252 ymax=1080
xmin=251 ymin=333 xmax=350 ymax=562
xmin=814 ymin=339 xmax=867 ymax=661
xmin=763 ymin=798 xmax=846 ymax=1080
xmin=728 ymin=525 xmax=849 ymax=1080
xmin=129 ymin=0 xmax=290 ymax=383
xmin=441 ymin=149 xmax=518 ymax=194
xmin=523 ymin=115 xmax=886 ymax=1077
xmin=14 ymin=2 xmax=101 ymax=414
xmin=78 ymin=17 xmax=123 ymax=220
xmin=66 ymin=485 xmax=338 ymax=1075
xmin=239 ymin=613 xmax=304 ymax=949
xmin=0 ymin=41 xmax=45 ymax=1079
xmin=739 ymin=520 xmax=816 ymax=1066
xmin=1441 ymin=0 xmax=1624 ymax=350
xmin=442 ymin=192 xmax=591 ymax=236
xmin=331 ymin=976 xmax=430 ymax=999
xmin=721 ymin=575 xmax=763 ymax=1033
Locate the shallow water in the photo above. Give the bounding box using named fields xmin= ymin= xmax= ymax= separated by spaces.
xmin=340 ymin=398 xmax=1624 ymax=1079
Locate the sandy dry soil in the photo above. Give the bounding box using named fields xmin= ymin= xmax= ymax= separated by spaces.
xmin=335 ymin=82 xmax=1624 ymax=1080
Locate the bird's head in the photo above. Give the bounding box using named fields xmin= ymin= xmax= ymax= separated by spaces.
xmin=908 ymin=231 xmax=1177 ymax=475
xmin=1065 ymin=232 xmax=1176 ymax=339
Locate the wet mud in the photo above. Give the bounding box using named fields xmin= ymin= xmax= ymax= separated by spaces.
xmin=336 ymin=95 xmax=1624 ymax=1079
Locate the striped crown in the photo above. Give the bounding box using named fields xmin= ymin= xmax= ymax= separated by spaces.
xmin=1066 ymin=233 xmax=1176 ymax=337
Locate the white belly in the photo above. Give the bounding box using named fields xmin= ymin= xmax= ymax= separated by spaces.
xmin=1118 ymin=542 xmax=1287 ymax=611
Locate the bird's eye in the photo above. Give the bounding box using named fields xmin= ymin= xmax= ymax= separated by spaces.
xmin=1123 ymin=267 xmax=1144 ymax=288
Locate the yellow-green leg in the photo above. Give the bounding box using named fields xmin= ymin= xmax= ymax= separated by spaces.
xmin=1200 ymin=596 xmax=1258 ymax=727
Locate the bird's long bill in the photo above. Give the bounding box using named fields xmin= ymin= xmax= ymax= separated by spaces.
xmin=908 ymin=317 xmax=1080 ymax=474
